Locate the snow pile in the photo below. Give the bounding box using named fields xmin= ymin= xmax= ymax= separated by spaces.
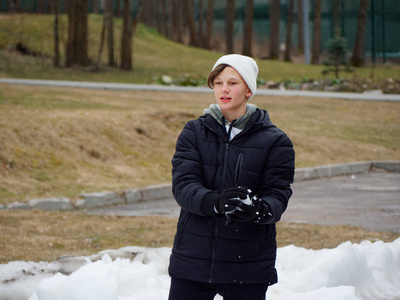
xmin=0 ymin=260 xmax=60 ymax=300
xmin=271 ymin=239 xmax=400 ymax=299
xmin=0 ymin=239 xmax=399 ymax=300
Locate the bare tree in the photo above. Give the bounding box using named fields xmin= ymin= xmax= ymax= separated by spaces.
xmin=284 ymin=0 xmax=294 ymax=62
xmin=116 ymin=0 xmax=121 ymax=17
xmin=169 ymin=0 xmax=177 ymax=41
xmin=198 ymin=0 xmax=214 ymax=49
xmin=140 ymin=0 xmax=155 ymax=29
xmin=160 ymin=0 xmax=168 ymax=36
xmin=105 ymin=0 xmax=115 ymax=66
xmin=198 ymin=0 xmax=204 ymax=43
xmin=92 ymin=0 xmax=99 ymax=14
xmin=311 ymin=0 xmax=321 ymax=64
xmin=120 ymin=0 xmax=133 ymax=71
xmin=176 ymin=0 xmax=185 ymax=43
xmin=297 ymin=0 xmax=304 ymax=54
xmin=169 ymin=0 xmax=185 ymax=43
xmin=268 ymin=0 xmax=280 ymax=59
xmin=146 ymin=0 xmax=155 ymax=29
xmin=7 ymin=0 xmax=20 ymax=13
xmin=53 ymin=0 xmax=60 ymax=67
xmin=332 ymin=0 xmax=342 ymax=31
xmin=351 ymin=0 xmax=369 ymax=67
xmin=65 ymin=0 xmax=88 ymax=67
xmin=140 ymin=0 xmax=147 ymax=24
xmin=133 ymin=0 xmax=144 ymax=31
xmin=95 ymin=7 xmax=107 ymax=70
xmin=203 ymin=0 xmax=214 ymax=49
xmin=37 ymin=0 xmax=46 ymax=13
xmin=186 ymin=0 xmax=199 ymax=47
xmin=242 ymin=0 xmax=253 ymax=56
xmin=225 ymin=0 xmax=235 ymax=53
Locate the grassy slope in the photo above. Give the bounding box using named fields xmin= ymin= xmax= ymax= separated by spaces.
xmin=0 ymin=14 xmax=399 ymax=83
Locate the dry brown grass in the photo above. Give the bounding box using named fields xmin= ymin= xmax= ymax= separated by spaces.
xmin=276 ymin=222 xmax=399 ymax=250
xmin=1 ymin=84 xmax=399 ymax=205
xmin=1 ymin=84 xmax=399 ymax=263
xmin=0 ymin=210 xmax=177 ymax=263
xmin=0 ymin=210 xmax=398 ymax=263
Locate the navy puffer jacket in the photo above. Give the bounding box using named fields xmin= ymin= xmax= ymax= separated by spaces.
xmin=169 ymin=108 xmax=295 ymax=285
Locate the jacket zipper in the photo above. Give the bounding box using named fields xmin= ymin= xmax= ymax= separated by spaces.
xmin=234 ymin=153 xmax=244 ymax=187
xmin=209 ymin=120 xmax=234 ymax=283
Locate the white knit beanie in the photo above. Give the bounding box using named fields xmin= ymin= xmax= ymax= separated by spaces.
xmin=211 ymin=54 xmax=259 ymax=100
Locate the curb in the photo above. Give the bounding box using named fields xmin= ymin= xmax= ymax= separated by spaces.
xmin=1 ymin=78 xmax=400 ymax=102
xmin=294 ymin=160 xmax=400 ymax=181
xmin=1 ymin=161 xmax=398 ymax=211
xmin=2 ymin=184 xmax=173 ymax=211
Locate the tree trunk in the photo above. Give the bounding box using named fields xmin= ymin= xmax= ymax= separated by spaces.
xmin=139 ymin=0 xmax=147 ymax=24
xmin=284 ymin=0 xmax=294 ymax=62
xmin=146 ymin=0 xmax=154 ymax=29
xmin=203 ymin=0 xmax=214 ymax=49
xmin=53 ymin=0 xmax=60 ymax=67
xmin=120 ymin=0 xmax=133 ymax=71
xmin=170 ymin=0 xmax=178 ymax=41
xmin=8 ymin=0 xmax=20 ymax=13
xmin=177 ymin=0 xmax=185 ymax=43
xmin=92 ymin=0 xmax=99 ymax=14
xmin=268 ymin=0 xmax=280 ymax=59
xmin=297 ymin=0 xmax=304 ymax=54
xmin=332 ymin=0 xmax=341 ymax=33
xmin=198 ymin=0 xmax=204 ymax=45
xmin=141 ymin=0 xmax=153 ymax=28
xmin=186 ymin=0 xmax=199 ymax=47
xmin=95 ymin=9 xmax=106 ymax=69
xmin=242 ymin=0 xmax=253 ymax=57
xmin=133 ymin=0 xmax=144 ymax=32
xmin=225 ymin=0 xmax=235 ymax=54
xmin=37 ymin=0 xmax=46 ymax=13
xmin=105 ymin=0 xmax=115 ymax=66
xmin=65 ymin=0 xmax=88 ymax=67
xmin=116 ymin=0 xmax=121 ymax=17
xmin=351 ymin=0 xmax=369 ymax=67
xmin=311 ymin=0 xmax=321 ymax=64
xmin=160 ymin=0 xmax=168 ymax=36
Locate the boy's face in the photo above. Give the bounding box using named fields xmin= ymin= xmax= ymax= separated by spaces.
xmin=213 ymin=66 xmax=252 ymax=122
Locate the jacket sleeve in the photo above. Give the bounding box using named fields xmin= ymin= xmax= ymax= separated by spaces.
xmin=171 ymin=120 xmax=216 ymax=216
xmin=257 ymin=132 xmax=295 ymax=224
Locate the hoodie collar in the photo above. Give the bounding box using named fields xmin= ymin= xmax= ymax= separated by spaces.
xmin=203 ymin=103 xmax=257 ymax=130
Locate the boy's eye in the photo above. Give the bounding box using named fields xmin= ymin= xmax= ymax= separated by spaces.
xmin=214 ymin=81 xmax=222 ymax=85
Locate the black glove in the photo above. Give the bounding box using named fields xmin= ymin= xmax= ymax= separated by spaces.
xmin=225 ymin=187 xmax=270 ymax=224
xmin=214 ymin=187 xmax=249 ymax=214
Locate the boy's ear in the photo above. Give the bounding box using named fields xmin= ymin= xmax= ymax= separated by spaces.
xmin=246 ymin=89 xmax=253 ymax=99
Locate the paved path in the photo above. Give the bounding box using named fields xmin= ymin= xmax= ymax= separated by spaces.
xmin=1 ymin=78 xmax=400 ymax=102
xmin=88 ymin=171 xmax=400 ymax=234
xmin=281 ymin=172 xmax=400 ymax=233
